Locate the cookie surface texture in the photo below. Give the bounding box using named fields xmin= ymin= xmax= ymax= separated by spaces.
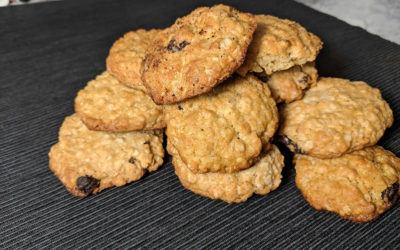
xmin=237 ymin=15 xmax=322 ymax=76
xmin=171 ymin=143 xmax=284 ymax=203
xmin=48 ymin=114 xmax=164 ymax=197
xmin=141 ymin=4 xmax=257 ymax=104
xmin=106 ymin=29 xmax=159 ymax=88
xmin=279 ymin=77 xmax=393 ymax=158
xmin=75 ymin=71 xmax=165 ymax=132
xmin=165 ymin=74 xmax=278 ymax=173
xmin=263 ymin=62 xmax=317 ymax=103
xmin=295 ymin=146 xmax=400 ymax=223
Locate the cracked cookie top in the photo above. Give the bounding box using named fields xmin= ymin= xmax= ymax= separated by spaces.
xmin=279 ymin=77 xmax=393 ymax=158
xmin=48 ymin=114 xmax=164 ymax=197
xmin=164 ymin=74 xmax=278 ymax=173
xmin=75 ymin=71 xmax=165 ymax=132
xmin=106 ymin=29 xmax=159 ymax=88
xmin=295 ymin=146 xmax=400 ymax=223
xmin=141 ymin=4 xmax=257 ymax=104
xmin=237 ymin=15 xmax=322 ymax=76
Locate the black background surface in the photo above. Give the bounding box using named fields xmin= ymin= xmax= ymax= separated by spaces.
xmin=1 ymin=0 xmax=400 ymax=248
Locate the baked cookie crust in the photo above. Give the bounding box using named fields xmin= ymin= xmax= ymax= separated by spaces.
xmin=237 ymin=15 xmax=322 ymax=76
xmin=279 ymin=77 xmax=393 ymax=158
xmin=48 ymin=114 xmax=164 ymax=197
xmin=141 ymin=4 xmax=257 ymax=104
xmin=75 ymin=71 xmax=165 ymax=132
xmin=295 ymin=146 xmax=400 ymax=223
xmin=259 ymin=62 xmax=318 ymax=103
xmin=164 ymin=74 xmax=278 ymax=173
xmin=106 ymin=29 xmax=159 ymax=88
xmin=171 ymin=143 xmax=284 ymax=203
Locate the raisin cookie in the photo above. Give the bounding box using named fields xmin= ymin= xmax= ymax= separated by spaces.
xmin=171 ymin=143 xmax=284 ymax=203
xmin=141 ymin=4 xmax=257 ymax=104
xmin=48 ymin=114 xmax=164 ymax=197
xmin=75 ymin=71 xmax=165 ymax=132
xmin=279 ymin=77 xmax=393 ymax=158
xmin=106 ymin=29 xmax=159 ymax=88
xmin=259 ymin=62 xmax=317 ymax=103
xmin=165 ymin=74 xmax=278 ymax=173
xmin=237 ymin=15 xmax=322 ymax=76
xmin=295 ymin=146 xmax=400 ymax=223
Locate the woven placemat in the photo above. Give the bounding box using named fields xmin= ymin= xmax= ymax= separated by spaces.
xmin=1 ymin=0 xmax=399 ymax=248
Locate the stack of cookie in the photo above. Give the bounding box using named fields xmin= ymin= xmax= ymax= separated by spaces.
xmin=48 ymin=46 xmax=167 ymax=196
xmin=146 ymin=7 xmax=323 ymax=203
xmin=278 ymin=77 xmax=398 ymax=223
xmin=48 ymin=4 xmax=400 ymax=223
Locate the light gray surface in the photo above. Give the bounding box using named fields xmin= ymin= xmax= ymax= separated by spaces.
xmin=295 ymin=0 xmax=400 ymax=44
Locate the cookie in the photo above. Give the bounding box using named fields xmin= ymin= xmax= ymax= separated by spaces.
xmin=279 ymin=77 xmax=393 ymax=158
xmin=75 ymin=71 xmax=165 ymax=132
xmin=171 ymin=143 xmax=284 ymax=203
xmin=259 ymin=62 xmax=317 ymax=103
xmin=141 ymin=4 xmax=257 ymax=104
xmin=165 ymin=74 xmax=278 ymax=173
xmin=295 ymin=146 xmax=400 ymax=223
xmin=237 ymin=15 xmax=323 ymax=76
xmin=48 ymin=114 xmax=164 ymax=197
xmin=106 ymin=29 xmax=159 ymax=88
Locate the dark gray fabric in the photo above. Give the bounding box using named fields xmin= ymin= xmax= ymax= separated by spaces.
xmin=1 ymin=0 xmax=399 ymax=248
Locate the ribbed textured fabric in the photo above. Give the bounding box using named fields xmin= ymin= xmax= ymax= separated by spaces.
xmin=1 ymin=0 xmax=399 ymax=248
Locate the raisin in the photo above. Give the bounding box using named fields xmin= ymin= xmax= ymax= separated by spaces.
xmin=129 ymin=157 xmax=136 ymax=164
xmin=179 ymin=41 xmax=190 ymax=49
xmin=278 ymin=135 xmax=304 ymax=154
xmin=167 ymin=39 xmax=190 ymax=52
xmin=381 ymin=182 xmax=399 ymax=202
xmin=299 ymin=75 xmax=309 ymax=83
xmin=76 ymin=176 xmax=99 ymax=194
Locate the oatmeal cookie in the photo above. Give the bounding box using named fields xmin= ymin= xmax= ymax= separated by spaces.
xmin=106 ymin=29 xmax=159 ymax=88
xmin=295 ymin=146 xmax=400 ymax=223
xmin=237 ymin=15 xmax=322 ymax=76
xmin=48 ymin=114 xmax=164 ymax=197
xmin=279 ymin=77 xmax=393 ymax=158
xmin=141 ymin=4 xmax=257 ymax=104
xmin=75 ymin=71 xmax=165 ymax=132
xmin=164 ymin=74 xmax=278 ymax=173
xmin=171 ymin=143 xmax=284 ymax=203
xmin=259 ymin=62 xmax=317 ymax=103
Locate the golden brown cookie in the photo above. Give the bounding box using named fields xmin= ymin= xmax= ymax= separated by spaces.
xmin=295 ymin=146 xmax=400 ymax=223
xmin=106 ymin=29 xmax=159 ymax=88
xmin=48 ymin=114 xmax=164 ymax=197
xmin=279 ymin=77 xmax=393 ymax=158
xmin=75 ymin=71 xmax=165 ymax=132
xmin=141 ymin=4 xmax=257 ymax=104
xmin=171 ymin=143 xmax=284 ymax=203
xmin=237 ymin=15 xmax=323 ymax=76
xmin=165 ymin=74 xmax=278 ymax=174
xmin=259 ymin=62 xmax=318 ymax=103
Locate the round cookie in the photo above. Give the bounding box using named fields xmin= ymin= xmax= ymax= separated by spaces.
xmin=48 ymin=114 xmax=164 ymax=197
xmin=295 ymin=146 xmax=400 ymax=223
xmin=259 ymin=62 xmax=318 ymax=103
xmin=141 ymin=4 xmax=257 ymax=104
xmin=237 ymin=15 xmax=323 ymax=76
xmin=164 ymin=74 xmax=278 ymax=174
xmin=279 ymin=77 xmax=393 ymax=158
xmin=75 ymin=71 xmax=165 ymax=132
xmin=106 ymin=29 xmax=159 ymax=88
xmin=171 ymin=143 xmax=284 ymax=203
